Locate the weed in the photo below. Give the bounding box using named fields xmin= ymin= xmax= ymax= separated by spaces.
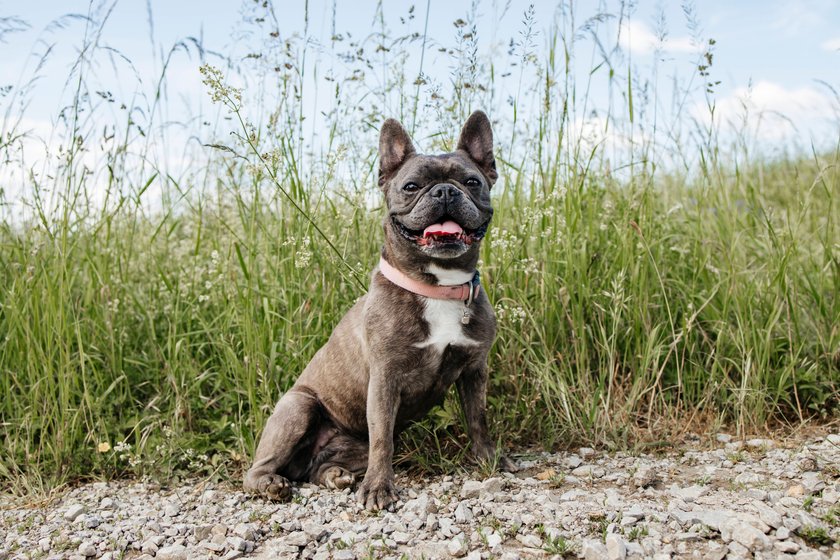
xmin=694 ymin=474 xmax=712 ymax=486
xmin=626 ymin=524 xmax=649 ymax=541
xmin=823 ymin=505 xmax=840 ymax=527
xmin=798 ymin=525 xmax=834 ymax=546
xmin=726 ymin=451 xmax=747 ymax=464
xmin=542 ymin=534 xmax=573 ymax=556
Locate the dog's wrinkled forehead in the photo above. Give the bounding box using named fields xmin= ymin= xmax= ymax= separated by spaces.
xmin=390 ymin=153 xmax=483 ymax=188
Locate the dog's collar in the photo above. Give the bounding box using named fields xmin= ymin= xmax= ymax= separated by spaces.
xmin=378 ymin=257 xmax=481 ymax=304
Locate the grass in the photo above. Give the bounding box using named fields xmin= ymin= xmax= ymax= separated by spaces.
xmin=798 ymin=525 xmax=835 ymax=547
xmin=1 ymin=1 xmax=838 ymax=495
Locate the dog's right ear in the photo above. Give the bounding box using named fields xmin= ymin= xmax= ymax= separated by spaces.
xmin=379 ymin=119 xmax=416 ymax=189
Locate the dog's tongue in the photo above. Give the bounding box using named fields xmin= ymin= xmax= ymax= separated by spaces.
xmin=423 ymin=220 xmax=463 ymax=237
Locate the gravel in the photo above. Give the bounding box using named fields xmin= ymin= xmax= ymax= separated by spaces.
xmin=2 ymin=432 xmax=839 ymax=559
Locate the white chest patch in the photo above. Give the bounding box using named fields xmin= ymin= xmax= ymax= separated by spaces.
xmin=426 ymin=263 xmax=474 ymax=286
xmin=414 ymin=298 xmax=479 ymax=352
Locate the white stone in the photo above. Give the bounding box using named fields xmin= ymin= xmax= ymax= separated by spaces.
xmin=284 ymin=531 xmax=309 ymax=547
xmin=64 ymin=504 xmax=87 ymax=521
xmin=454 ymin=502 xmax=473 ymax=523
xmin=78 ymin=542 xmax=97 ymax=557
xmin=727 ymin=540 xmax=750 ymax=558
xmin=633 ymin=467 xmax=657 ymax=487
xmin=515 ymin=533 xmax=541 ymax=548
xmin=392 ymin=531 xmax=410 ymax=545
xmin=447 ymin=536 xmax=468 ymax=557
xmin=670 ymin=509 xmax=731 ymax=531
xmin=721 ymin=519 xmax=771 ymax=550
xmin=226 ymin=536 xmax=247 ymax=552
xmin=752 ymin=502 xmax=783 ymax=528
xmin=582 ymin=539 xmax=608 ymax=560
xmin=774 ymin=540 xmax=800 ymax=553
xmin=485 ymin=531 xmax=503 ymax=548
xmin=302 ymin=521 xmax=328 ymax=540
xmin=480 ymin=477 xmax=504 ymax=496
xmin=794 ymin=551 xmax=826 ymax=560
xmin=734 ymin=472 xmax=763 ymax=485
xmin=156 ymin=544 xmax=188 ymax=560
xmin=403 ymin=493 xmax=437 ymax=515
xmin=460 ymin=480 xmax=482 ymax=499
xmin=571 ymin=465 xmax=605 ymax=478
xmin=579 ymin=447 xmax=597 ymax=459
xmin=668 ymin=484 xmax=707 ymax=502
xmin=605 ymin=533 xmax=627 ymax=560
xmin=565 ymin=454 xmax=583 ymax=469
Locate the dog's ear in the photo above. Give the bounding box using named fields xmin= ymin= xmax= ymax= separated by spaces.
xmin=379 ymin=119 xmax=416 ymax=188
xmin=457 ymin=110 xmax=497 ymax=186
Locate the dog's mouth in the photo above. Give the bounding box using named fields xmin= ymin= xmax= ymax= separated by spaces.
xmin=393 ymin=216 xmax=489 ymax=247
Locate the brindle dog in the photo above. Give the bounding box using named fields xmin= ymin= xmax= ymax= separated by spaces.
xmin=244 ymin=111 xmax=513 ymax=510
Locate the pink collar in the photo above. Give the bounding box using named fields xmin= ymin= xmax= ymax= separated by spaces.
xmin=378 ymin=257 xmax=481 ymax=303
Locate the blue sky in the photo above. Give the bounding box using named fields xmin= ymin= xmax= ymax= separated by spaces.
xmin=2 ymin=0 xmax=839 ymax=193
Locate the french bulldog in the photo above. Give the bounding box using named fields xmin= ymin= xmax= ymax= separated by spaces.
xmin=243 ymin=110 xmax=513 ymax=510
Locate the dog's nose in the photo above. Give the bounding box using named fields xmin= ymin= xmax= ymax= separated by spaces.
xmin=430 ymin=183 xmax=462 ymax=201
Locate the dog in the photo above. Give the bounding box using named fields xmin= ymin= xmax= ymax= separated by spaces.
xmin=243 ymin=111 xmax=513 ymax=510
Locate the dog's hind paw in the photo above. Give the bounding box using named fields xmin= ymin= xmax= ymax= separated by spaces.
xmin=322 ymin=466 xmax=356 ymax=490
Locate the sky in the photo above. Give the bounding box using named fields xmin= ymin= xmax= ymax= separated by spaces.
xmin=1 ymin=0 xmax=839 ymax=206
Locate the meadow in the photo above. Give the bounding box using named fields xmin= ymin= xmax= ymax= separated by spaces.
xmin=1 ymin=1 xmax=837 ymax=495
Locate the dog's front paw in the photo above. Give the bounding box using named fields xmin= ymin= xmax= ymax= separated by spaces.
xmin=356 ymin=476 xmax=398 ymax=511
xmin=245 ymin=473 xmax=292 ymax=502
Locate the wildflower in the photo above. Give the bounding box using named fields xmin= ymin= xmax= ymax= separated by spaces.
xmin=520 ymin=257 xmax=539 ymax=275
xmin=98 ymin=442 xmax=111 ymax=453
xmin=295 ymin=249 xmax=312 ymax=269
xmin=199 ymin=64 xmax=243 ymax=109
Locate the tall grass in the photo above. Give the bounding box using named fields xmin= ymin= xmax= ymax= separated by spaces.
xmin=1 ymin=1 xmax=837 ymax=494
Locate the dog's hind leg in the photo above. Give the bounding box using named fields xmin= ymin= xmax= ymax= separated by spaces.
xmin=244 ymin=390 xmax=320 ymax=501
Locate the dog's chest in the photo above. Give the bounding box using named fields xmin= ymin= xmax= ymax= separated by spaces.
xmin=414 ymin=298 xmax=479 ymax=353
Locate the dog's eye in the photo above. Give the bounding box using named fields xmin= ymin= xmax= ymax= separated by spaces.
xmin=465 ymin=177 xmax=481 ymax=187
xmin=402 ymin=182 xmax=419 ymax=193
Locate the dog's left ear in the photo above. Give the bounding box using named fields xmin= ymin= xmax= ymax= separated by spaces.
xmin=379 ymin=119 xmax=416 ymax=189
xmin=457 ymin=110 xmax=498 ymax=186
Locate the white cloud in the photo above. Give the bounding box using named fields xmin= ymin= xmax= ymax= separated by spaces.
xmin=692 ymin=80 xmax=838 ymax=145
xmin=771 ymin=0 xmax=834 ymax=37
xmin=821 ymin=37 xmax=840 ymax=51
xmin=619 ymin=20 xmax=697 ymax=56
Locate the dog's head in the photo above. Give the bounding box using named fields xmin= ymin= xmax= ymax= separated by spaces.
xmin=378 ymin=111 xmax=496 ymax=273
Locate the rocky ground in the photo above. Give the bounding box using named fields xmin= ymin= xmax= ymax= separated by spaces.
xmin=2 ymin=432 xmax=839 ymax=560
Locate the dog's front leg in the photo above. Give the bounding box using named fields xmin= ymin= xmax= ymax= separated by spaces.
xmin=456 ymin=364 xmax=517 ymax=472
xmin=356 ymin=370 xmax=399 ymax=510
